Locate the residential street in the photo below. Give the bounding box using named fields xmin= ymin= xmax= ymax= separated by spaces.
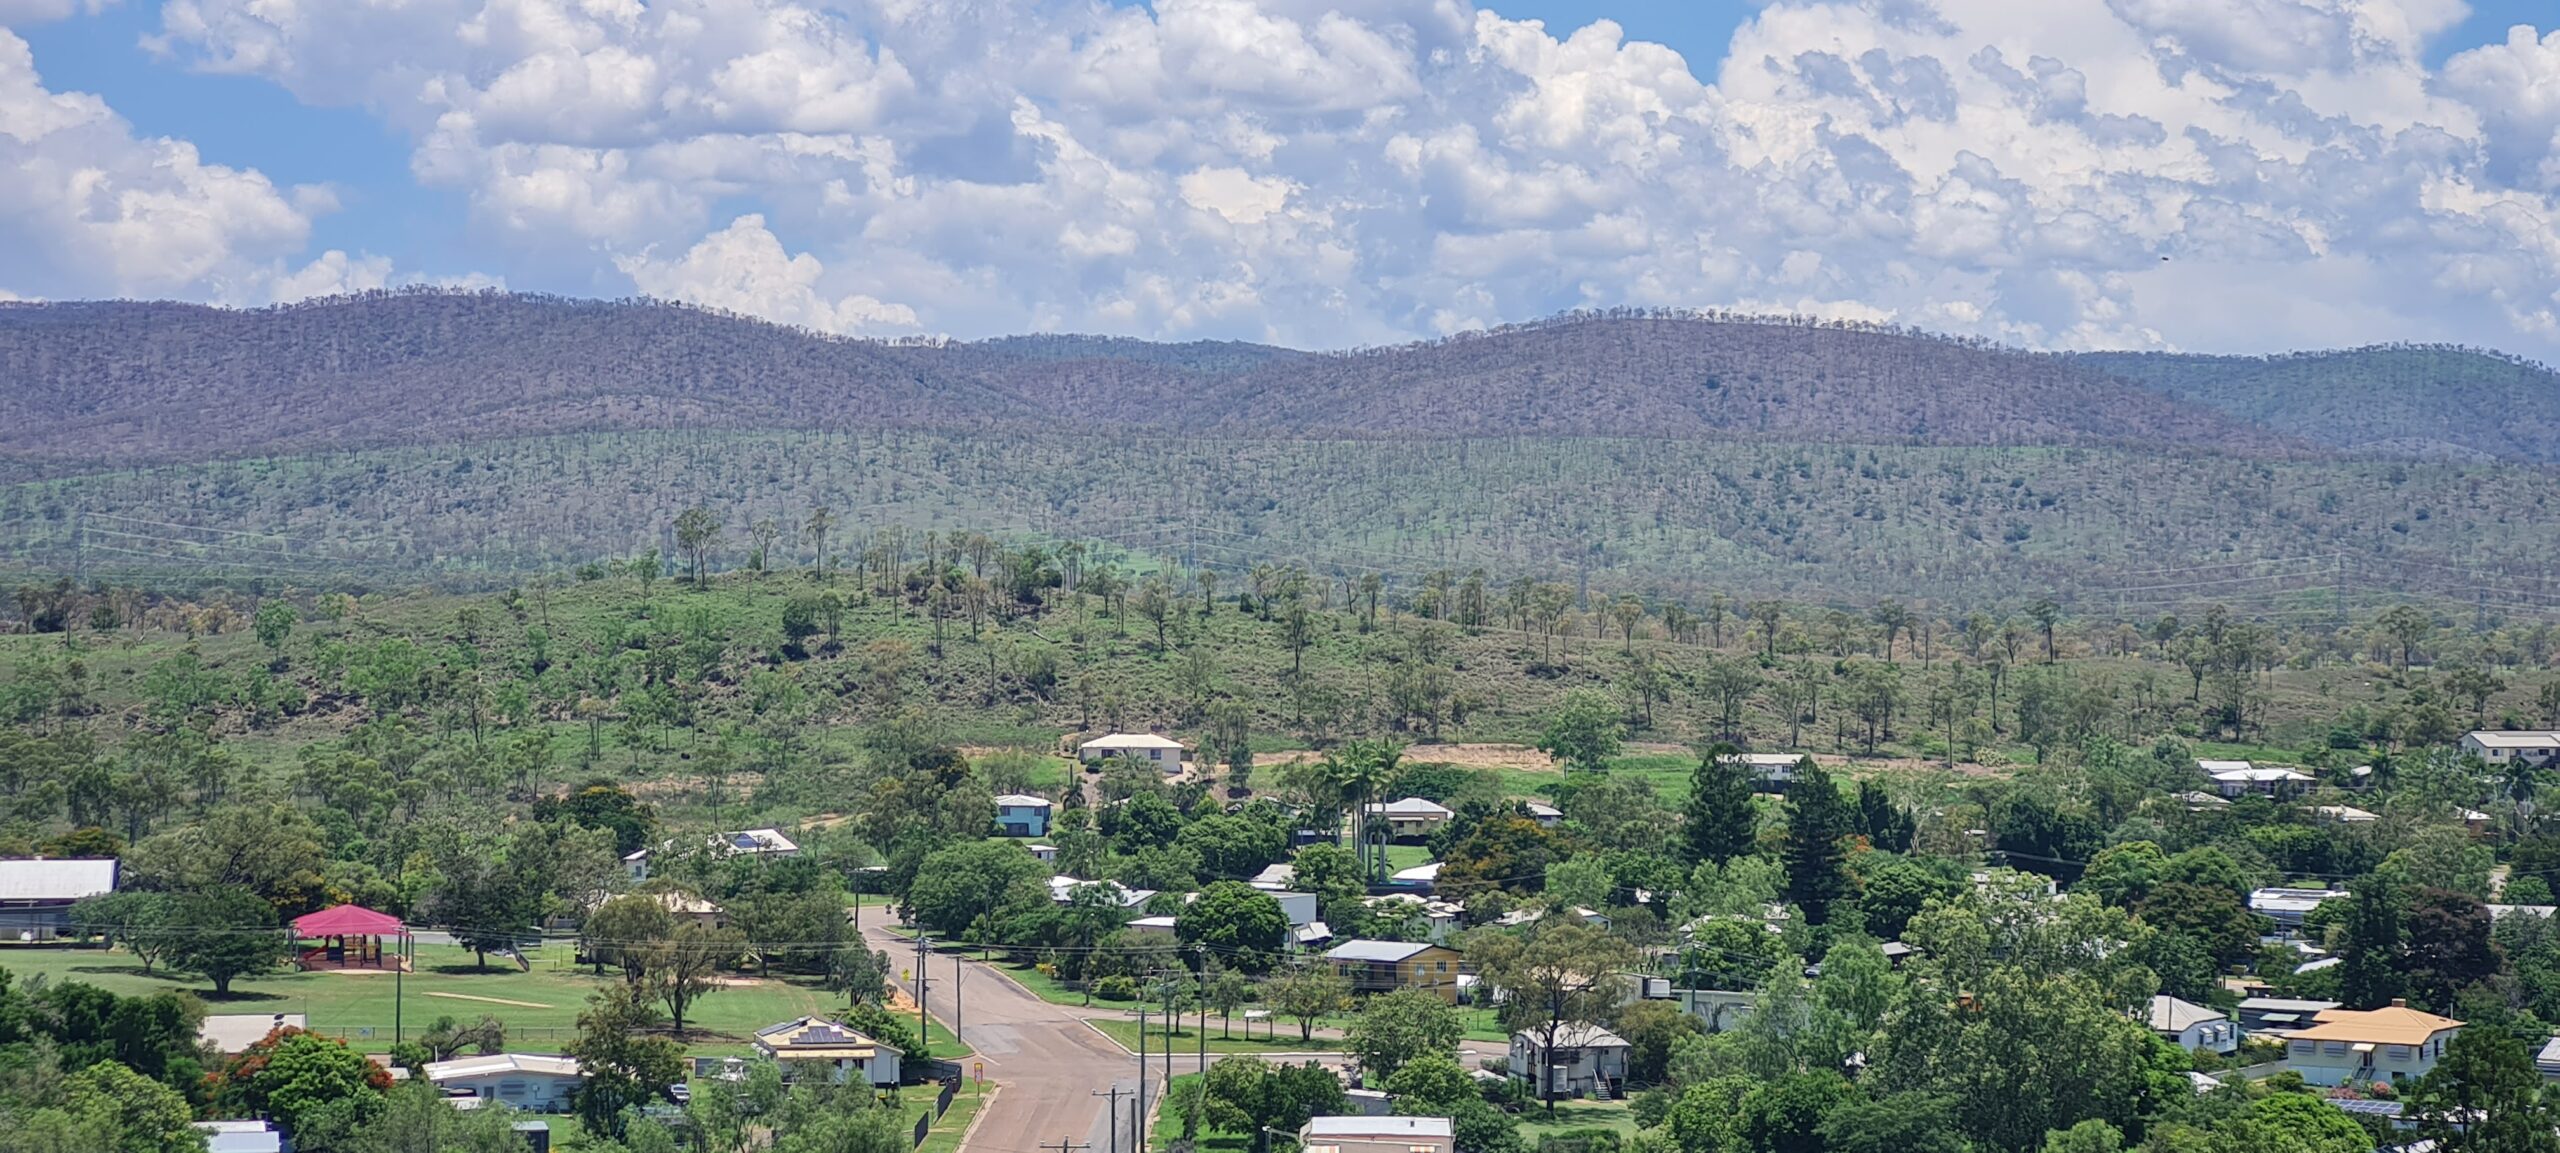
xmin=863 ymin=921 xmax=1162 ymax=1153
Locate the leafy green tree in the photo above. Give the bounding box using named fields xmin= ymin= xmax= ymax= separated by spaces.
xmin=1381 ymin=1054 xmax=1474 ymax=1111
xmin=1344 ymin=989 xmax=1463 ymax=1081
xmin=254 ymin=602 xmax=297 ymax=669
xmin=1870 ymin=967 xmax=2157 ymax=1153
xmin=1783 ymin=760 xmax=1855 ymax=924
xmin=1201 ymin=1058 xmax=1346 ymax=1153
xmin=2215 ymin=1091 xmax=2376 ymax=1153
xmin=2408 ymin=1026 xmax=2560 ymax=1153
xmin=1470 ymin=921 xmax=1634 ymax=1113
xmin=1684 ymin=746 xmax=1758 ymax=866
xmin=350 ymin=1080 xmax=528 ymax=1153
xmin=216 ymin=1028 xmax=392 ymax=1143
xmin=674 ymin=506 xmax=721 ymax=587
xmin=2041 ymin=1119 xmax=2124 ymax=1153
xmin=1740 ymin=1072 xmax=1857 ymax=1153
xmin=60 ymin=1059 xmax=203 ymax=1153
xmin=70 ymin=891 xmax=177 ymax=974
xmin=165 ymin=885 xmax=290 ymax=996
xmin=907 ymin=839 xmax=1048 ymax=936
xmin=1265 ymin=965 xmax=1352 ymax=1043
xmin=1177 ymin=882 xmax=1289 ymax=973
xmin=645 ymin=919 xmax=743 ymax=1038
xmin=566 ymin=985 xmax=687 ymax=1142
xmin=1854 ymin=778 xmax=1915 ymax=853
xmin=1536 ymin=689 xmax=1624 ymax=774
xmin=2405 ymin=887 xmax=2502 ymax=1012
xmin=2339 ymin=882 xmax=2405 ymax=1010
xmin=1818 ymin=1091 xmax=1970 ymax=1153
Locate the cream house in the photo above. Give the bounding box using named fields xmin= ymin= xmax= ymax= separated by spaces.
xmin=2282 ymin=1001 xmax=2462 ymax=1087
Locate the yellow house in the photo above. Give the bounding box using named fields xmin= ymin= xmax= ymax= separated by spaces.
xmin=1323 ymin=940 xmax=1466 ymax=1002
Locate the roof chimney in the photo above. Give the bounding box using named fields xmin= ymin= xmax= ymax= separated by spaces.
xmin=2391 ymin=998 xmax=2408 ymax=1009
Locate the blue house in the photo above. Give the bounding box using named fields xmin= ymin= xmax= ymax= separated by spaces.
xmin=997 ymin=794 xmax=1055 ymax=838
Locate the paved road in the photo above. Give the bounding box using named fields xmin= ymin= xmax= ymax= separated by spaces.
xmin=868 ymin=923 xmax=1154 ymax=1153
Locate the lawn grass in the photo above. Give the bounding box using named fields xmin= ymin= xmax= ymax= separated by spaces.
xmin=1459 ymin=1006 xmax=1507 ymax=1044
xmin=0 ymin=942 xmax=967 ymax=1058
xmin=1381 ymin=844 xmax=1433 ymax=871
xmin=1515 ymin=1100 xmax=1640 ymax=1141
xmin=917 ymin=1082 xmax=991 ymax=1153
xmin=1087 ymin=1017 xmax=1338 ymax=1054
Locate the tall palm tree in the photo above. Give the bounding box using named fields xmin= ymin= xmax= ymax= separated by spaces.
xmin=1337 ymin=738 xmax=1404 ymax=883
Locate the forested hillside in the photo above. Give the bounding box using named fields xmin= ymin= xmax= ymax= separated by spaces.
xmin=4 ymin=293 xmax=2559 ymax=607
xmin=2077 ymin=346 xmax=2560 ymax=463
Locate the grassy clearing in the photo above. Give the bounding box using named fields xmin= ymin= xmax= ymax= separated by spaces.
xmin=0 ymin=942 xmax=967 ymax=1059
xmin=1087 ymin=1017 xmax=1339 ymax=1054
xmin=1515 ymin=1100 xmax=1640 ymax=1141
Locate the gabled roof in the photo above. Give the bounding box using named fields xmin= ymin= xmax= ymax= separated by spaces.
xmin=1390 ymin=862 xmax=1442 ymax=883
xmin=424 ymin=1053 xmax=582 ymax=1081
xmin=2289 ymin=1003 xmax=2462 ymax=1046
xmin=1523 ymin=802 xmax=1562 ymax=818
xmin=756 ymin=1016 xmax=889 ymax=1058
xmin=1081 ymin=733 xmax=1185 ymax=750
xmin=2208 ymin=766 xmax=2312 ymax=782
xmin=2197 ymin=758 xmax=2254 ymax=772
xmin=724 ymin=828 xmax=799 ymax=854
xmin=996 ymin=794 xmax=1055 ymax=807
xmin=1325 ymin=939 xmax=1437 ymax=963
xmin=293 ymin=904 xmax=404 ymax=937
xmin=1515 ymin=1023 xmax=1628 ymax=1049
xmin=2466 ymin=730 xmax=2560 ymax=748
xmin=1365 ymin=797 xmax=1453 ymax=818
xmin=1720 ymin=752 xmax=1804 ymax=769
xmin=0 ymin=859 xmax=117 ymax=902
xmin=2308 ymin=804 xmax=2379 ymax=823
xmin=2148 ymin=995 xmax=2227 ymax=1033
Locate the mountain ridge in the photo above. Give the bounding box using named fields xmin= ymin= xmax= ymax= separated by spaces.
xmin=0 ymin=291 xmax=2400 ymax=468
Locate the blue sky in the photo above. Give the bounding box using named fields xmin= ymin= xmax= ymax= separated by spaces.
xmin=5 ymin=0 xmax=2560 ymax=353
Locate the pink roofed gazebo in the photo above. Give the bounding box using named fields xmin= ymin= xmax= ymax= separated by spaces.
xmin=292 ymin=904 xmax=410 ymax=972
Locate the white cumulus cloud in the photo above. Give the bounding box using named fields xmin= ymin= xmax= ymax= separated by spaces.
xmin=70 ymin=0 xmax=2560 ymax=351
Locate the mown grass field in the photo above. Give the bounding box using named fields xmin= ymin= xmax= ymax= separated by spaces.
xmin=0 ymin=941 xmax=968 ymax=1059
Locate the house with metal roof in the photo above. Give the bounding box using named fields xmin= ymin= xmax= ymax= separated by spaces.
xmin=2462 ymin=731 xmax=2560 ymax=768
xmin=1717 ymin=752 xmax=1805 ymax=793
xmin=1301 ymin=1115 xmax=1454 ymax=1153
xmin=2198 ymin=760 xmax=2314 ymax=797
xmin=0 ymin=858 xmax=117 ymax=941
xmin=1362 ymin=798 xmax=1454 ymax=840
xmin=2147 ymin=995 xmax=2239 ymax=1054
xmin=996 ymin=794 xmax=1054 ymax=838
xmin=754 ymin=1016 xmax=902 ymax=1086
xmin=1509 ymin=1023 xmax=1632 ymax=1099
xmin=1078 ymin=733 xmax=1187 ymax=772
xmin=2250 ymin=887 xmax=2350 ymax=929
xmin=423 ymin=1053 xmax=584 ymax=1112
xmin=2281 ymin=1001 xmax=2462 ymax=1087
xmin=1323 ymin=939 xmax=1465 ymax=1001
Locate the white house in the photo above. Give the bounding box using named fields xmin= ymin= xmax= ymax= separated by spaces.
xmin=197 ymin=1121 xmax=284 ymax=1153
xmin=1049 ymin=876 xmax=1156 ymax=908
xmin=2282 ymin=1001 xmax=2461 ymax=1087
xmin=2307 ymin=804 xmax=2380 ymax=824
xmin=1524 ymin=802 xmax=1563 ymax=827
xmin=423 ymin=1053 xmax=583 ymax=1112
xmin=2198 ymin=760 xmax=2313 ymax=797
xmin=2462 ymin=731 xmax=2560 ymax=768
xmin=1128 ymin=915 xmax=1180 ymax=936
xmin=1301 ymin=1115 xmax=1454 ymax=1153
xmin=1509 ymin=1024 xmax=1632 ymax=1099
xmin=996 ymin=794 xmax=1054 ymax=838
xmin=2250 ymin=887 xmax=2350 ymax=930
xmin=1363 ymin=798 xmax=1454 ymax=839
xmin=1079 ymin=733 xmax=1187 ymax=772
xmin=2147 ymin=995 xmax=2239 ymax=1055
xmin=2537 ymin=1037 xmax=2560 ymax=1081
xmin=1719 ymin=752 xmax=1804 ymax=793
xmin=1026 ymin=843 xmax=1058 ymax=865
xmin=0 ymin=858 xmax=117 ymax=941
xmin=755 ymin=1017 xmax=902 ymax=1086
xmin=1387 ymin=862 xmax=1442 ymax=891
xmin=1269 ymin=891 xmax=1320 ymax=927
xmin=624 ymin=829 xmax=800 ymax=883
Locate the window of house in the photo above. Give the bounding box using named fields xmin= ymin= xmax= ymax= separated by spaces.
xmin=2388 ymin=1046 xmax=2412 ymax=1061
xmin=1150 ymin=749 xmax=1162 ymax=760
xmin=2290 ymin=1041 xmax=2312 ymax=1055
xmin=2322 ymin=1042 xmax=2349 ymax=1056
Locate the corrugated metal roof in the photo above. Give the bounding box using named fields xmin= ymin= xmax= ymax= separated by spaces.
xmin=1325 ymin=939 xmax=1434 ymax=962
xmin=1306 ymin=1116 xmax=1452 ymax=1139
xmin=0 ymin=859 xmax=116 ymax=901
